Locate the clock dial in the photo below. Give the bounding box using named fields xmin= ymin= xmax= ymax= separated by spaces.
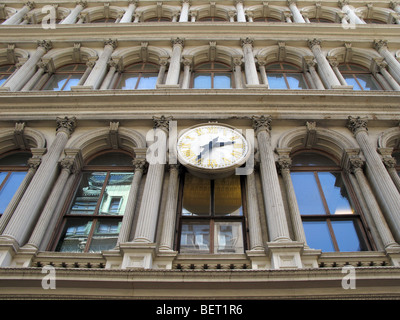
xmin=177 ymin=124 xmax=249 ymax=170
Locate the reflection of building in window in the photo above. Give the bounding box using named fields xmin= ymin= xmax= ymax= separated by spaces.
xmin=178 ymin=173 xmax=246 ymax=254
xmin=0 ymin=64 xmax=16 ymax=86
xmin=0 ymin=152 xmax=30 ymax=216
xmin=338 ymin=63 xmax=382 ymax=91
xmin=41 ymin=64 xmax=86 ymax=91
xmin=192 ymin=62 xmax=232 ymax=89
xmin=290 ymin=151 xmax=371 ymax=252
xmin=54 ymin=152 xmax=134 ymax=253
xmin=112 ymin=62 xmax=158 ymax=90
xmin=266 ymin=62 xmax=309 ymax=89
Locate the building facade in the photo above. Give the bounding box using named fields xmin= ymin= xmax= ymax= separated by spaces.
xmin=0 ymin=0 xmax=399 ymax=299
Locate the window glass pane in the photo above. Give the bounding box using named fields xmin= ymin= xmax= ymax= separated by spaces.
xmin=69 ymin=172 xmax=107 ymax=214
xmin=0 ymin=172 xmax=27 ymax=214
xmin=62 ymin=75 xmax=81 ymax=91
xmin=88 ymin=219 xmax=121 ymax=252
xmin=98 ymin=172 xmax=133 ymax=215
xmin=331 ymin=220 xmax=366 ymax=252
xmin=213 ymin=74 xmax=231 ymax=89
xmin=44 ymin=75 xmax=68 ymax=91
xmin=291 ymin=172 xmax=326 ymax=215
xmin=214 ymin=222 xmax=243 ymax=253
xmin=267 ymin=74 xmax=288 ymax=89
xmin=117 ymin=74 xmax=139 ymax=89
xmin=182 ymin=174 xmax=211 ymax=216
xmin=214 ymin=176 xmax=242 ymax=216
xmin=136 ymin=74 xmax=158 ymax=89
xmin=343 ymin=75 xmax=362 ymax=90
xmin=0 ymin=172 xmax=6 ymax=185
xmin=56 ymin=219 xmax=93 ymax=252
xmin=193 ymin=73 xmax=212 ymax=89
xmin=180 ymin=222 xmax=210 ymax=253
xmin=87 ymin=152 xmax=132 ymax=166
xmin=292 ymin=153 xmax=337 ymax=167
xmin=303 ymin=221 xmax=335 ymax=252
xmin=286 ymin=74 xmax=308 ymax=89
xmin=0 ymin=153 xmax=31 ymax=166
xmin=355 ymin=74 xmax=380 ymax=91
xmin=318 ymin=172 xmax=354 ymax=215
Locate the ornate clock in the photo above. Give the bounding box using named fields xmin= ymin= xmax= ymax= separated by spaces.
xmin=177 ymin=123 xmax=250 ymax=178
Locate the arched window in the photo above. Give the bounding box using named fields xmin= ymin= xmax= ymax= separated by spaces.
xmin=54 ymin=151 xmax=134 ymax=253
xmin=192 ymin=62 xmax=232 ymax=89
xmin=42 ymin=64 xmax=86 ymax=91
xmin=144 ymin=17 xmax=171 ymax=22
xmin=177 ymin=172 xmax=247 ymax=254
xmin=363 ymin=18 xmax=386 ymax=24
xmin=91 ymin=17 xmax=116 ymax=23
xmin=290 ymin=151 xmax=371 ymax=252
xmin=254 ymin=16 xmax=281 ymax=22
xmin=113 ymin=62 xmax=159 ymax=90
xmin=338 ymin=63 xmax=382 ymax=91
xmin=0 ymin=152 xmax=30 ymax=217
xmin=266 ymin=62 xmax=309 ymax=89
xmin=0 ymin=64 xmax=16 ymax=86
xmin=198 ymin=16 xmax=227 ymax=22
xmin=309 ymin=17 xmax=334 ymax=23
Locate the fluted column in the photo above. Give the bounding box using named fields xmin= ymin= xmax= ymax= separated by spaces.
xmin=308 ymin=39 xmax=347 ymax=89
xmin=0 ymin=117 xmax=76 ymax=246
xmin=348 ymin=117 xmax=400 ymax=242
xmin=252 ymin=116 xmax=291 ymax=242
xmin=181 ymin=56 xmax=193 ymax=89
xmin=379 ymin=148 xmax=400 ymax=193
xmin=100 ymin=60 xmax=119 ymax=89
xmin=2 ymin=2 xmax=34 ymax=25
xmin=60 ymin=1 xmax=87 ymax=24
xmin=0 ymin=40 xmax=52 ymax=92
xmin=24 ymin=152 xmax=80 ymax=250
xmin=257 ymin=57 xmax=269 ymax=88
xmin=156 ymin=57 xmax=168 ymax=85
xmin=241 ymin=38 xmax=259 ymax=86
xmin=120 ymin=0 xmax=137 ymax=23
xmin=21 ymin=60 xmax=49 ymax=91
xmin=232 ymin=56 xmax=243 ymax=89
xmin=0 ymin=152 xmax=43 ymax=234
xmin=117 ymin=158 xmax=146 ymax=244
xmin=164 ymin=38 xmax=184 ymax=86
xmin=374 ymin=40 xmax=400 ymax=85
xmin=277 ymin=150 xmax=308 ymax=246
xmin=327 ymin=56 xmax=349 ymax=86
xmin=288 ymin=0 xmax=305 ymax=23
xmin=133 ymin=116 xmax=171 ymax=243
xmin=304 ymin=56 xmax=325 ymax=89
xmin=235 ymin=0 xmax=246 ymax=22
xmin=348 ymin=155 xmax=399 ymax=249
xmin=159 ymin=164 xmax=180 ymax=252
xmin=179 ymin=0 xmax=190 ymax=22
xmin=373 ymin=59 xmax=400 ymax=91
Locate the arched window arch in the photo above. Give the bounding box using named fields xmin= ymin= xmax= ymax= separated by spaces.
xmin=0 ymin=64 xmax=16 ymax=86
xmin=338 ymin=63 xmax=382 ymax=91
xmin=198 ymin=16 xmax=227 ymax=22
xmin=290 ymin=150 xmax=371 ymax=252
xmin=144 ymin=16 xmax=171 ymax=22
xmin=41 ymin=63 xmax=86 ymax=91
xmin=363 ymin=18 xmax=386 ymax=24
xmin=113 ymin=62 xmax=159 ymax=90
xmin=309 ymin=17 xmax=334 ymax=23
xmin=54 ymin=150 xmax=135 ymax=253
xmin=0 ymin=151 xmax=31 ymax=217
xmin=253 ymin=16 xmax=281 ymax=22
xmin=266 ymin=62 xmax=309 ymax=89
xmin=91 ymin=17 xmax=116 ymax=23
xmin=191 ymin=61 xmax=232 ymax=89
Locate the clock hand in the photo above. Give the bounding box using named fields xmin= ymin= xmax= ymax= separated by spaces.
xmin=197 ymin=137 xmax=219 ymax=160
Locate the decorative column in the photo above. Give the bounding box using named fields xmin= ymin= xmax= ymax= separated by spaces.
xmin=347 ymin=117 xmax=400 ymax=242
xmin=133 ymin=116 xmax=170 ymax=243
xmin=2 ymin=2 xmax=34 ymax=25
xmin=241 ymin=38 xmax=260 ymax=86
xmin=276 ymin=150 xmax=308 ymax=246
xmin=162 ymin=38 xmax=184 ymax=87
xmin=0 ymin=40 xmax=52 ymax=92
xmin=327 ymin=56 xmax=349 ymax=86
xmin=100 ymin=59 xmax=119 ymax=89
xmin=339 ymin=0 xmax=365 ymax=24
xmin=374 ymin=40 xmax=400 ymax=85
xmin=120 ymin=0 xmax=137 ymax=23
xmin=379 ymin=148 xmax=400 ymax=193
xmin=287 ymin=0 xmax=305 ymax=23
xmin=0 ymin=117 xmax=76 ymax=246
xmin=159 ymin=164 xmax=181 ymax=252
xmin=257 ymin=57 xmax=269 ymax=88
xmin=232 ymin=56 xmax=243 ymax=89
xmin=181 ymin=56 xmax=193 ymax=89
xmin=347 ymin=154 xmax=399 ymax=249
xmin=156 ymin=57 xmax=168 ymax=86
xmin=77 ymin=39 xmax=117 ymax=90
xmin=0 ymin=149 xmax=44 ymax=234
xmin=117 ymin=158 xmax=147 ymax=244
xmin=60 ymin=1 xmax=87 ymax=24
xmin=179 ymin=0 xmax=190 ymax=22
xmin=308 ymin=39 xmax=349 ymax=89
xmin=21 ymin=60 xmax=49 ymax=91
xmin=252 ymin=116 xmax=291 ymax=243
xmin=373 ymin=59 xmax=400 ymax=91
xmin=235 ymin=0 xmax=247 ymax=22
xmin=304 ymin=56 xmax=325 ymax=89
xmin=23 ymin=151 xmax=82 ymax=250
xmin=391 ymin=1 xmax=400 ymax=13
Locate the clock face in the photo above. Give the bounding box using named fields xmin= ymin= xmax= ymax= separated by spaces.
xmin=177 ymin=124 xmax=249 ymax=171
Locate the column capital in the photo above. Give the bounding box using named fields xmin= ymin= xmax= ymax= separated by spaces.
xmin=277 ymin=156 xmax=292 ymax=172
xmin=308 ymin=38 xmax=322 ymax=49
xmin=37 ymin=40 xmax=52 ymax=53
xmin=153 ymin=115 xmax=173 ymax=133
xmin=25 ymin=1 xmax=36 ymax=10
xmin=27 ymin=157 xmax=41 ymax=170
xmin=128 ymin=0 xmax=138 ymax=5
xmin=56 ymin=116 xmax=77 ymax=136
xmin=76 ymin=1 xmax=88 ymax=8
xmin=241 ymin=37 xmax=254 ymax=47
xmin=171 ymin=37 xmax=185 ymax=48
xmin=338 ymin=0 xmax=350 ymax=8
xmin=390 ymin=1 xmax=399 ymax=9
xmin=374 ymin=39 xmax=389 ymax=52
xmin=133 ymin=158 xmax=148 ymax=173
xmin=347 ymin=116 xmax=368 ymax=135
xmin=348 ymin=156 xmax=364 ymax=173
xmin=252 ymin=115 xmax=272 ymax=134
xmin=104 ymin=39 xmax=118 ymax=49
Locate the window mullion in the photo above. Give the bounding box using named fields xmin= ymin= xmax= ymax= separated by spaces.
xmin=0 ymin=171 xmax=12 ymax=191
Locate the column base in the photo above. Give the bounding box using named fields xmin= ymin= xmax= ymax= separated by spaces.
xmin=155 ymin=249 xmax=179 ymax=269
xmin=330 ymin=85 xmax=353 ymax=90
xmin=266 ymin=241 xmax=305 ymax=269
xmin=70 ymin=85 xmax=94 ymax=91
xmin=0 ymin=237 xmax=19 ymax=267
xmin=246 ymin=249 xmax=269 ymax=269
xmin=0 ymin=86 xmax=11 ymax=92
xmin=244 ymin=84 xmax=269 ymax=89
xmin=385 ymin=245 xmax=400 ymax=267
xmin=120 ymin=242 xmax=157 ymax=269
xmin=156 ymin=84 xmax=181 ymax=89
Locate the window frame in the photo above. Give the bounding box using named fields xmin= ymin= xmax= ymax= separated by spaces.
xmin=290 ymin=149 xmax=374 ymax=252
xmin=266 ymin=62 xmax=310 ymax=90
xmin=41 ymin=63 xmax=86 ymax=91
xmin=50 ymin=150 xmax=134 ymax=253
xmin=176 ymin=171 xmax=248 ymax=254
xmin=338 ymin=63 xmax=382 ymax=91
xmin=191 ymin=61 xmax=233 ymax=89
xmin=113 ymin=62 xmax=159 ymax=90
